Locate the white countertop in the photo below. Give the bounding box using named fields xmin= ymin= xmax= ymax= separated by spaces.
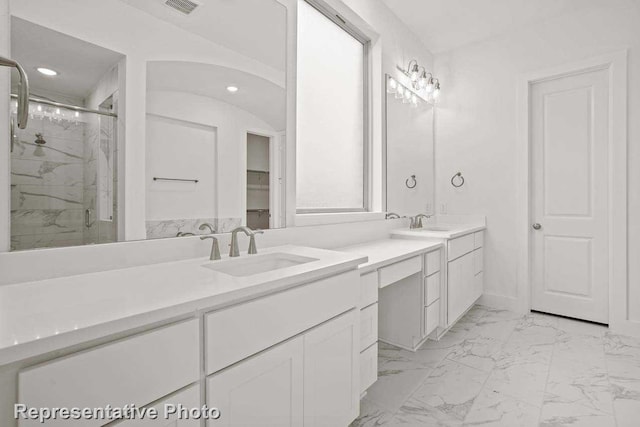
xmin=337 ymin=239 xmax=443 ymax=274
xmin=0 ymin=245 xmax=366 ymax=366
xmin=391 ymin=223 xmax=486 ymax=240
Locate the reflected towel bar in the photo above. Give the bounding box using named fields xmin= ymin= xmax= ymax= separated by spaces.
xmin=153 ymin=177 xmax=199 ymax=183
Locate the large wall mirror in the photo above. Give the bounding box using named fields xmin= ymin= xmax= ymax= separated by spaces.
xmin=384 ymin=74 xmax=435 ymax=217
xmin=7 ymin=0 xmax=287 ymax=251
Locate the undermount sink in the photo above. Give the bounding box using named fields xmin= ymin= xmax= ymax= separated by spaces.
xmin=420 ymin=226 xmax=456 ymax=232
xmin=202 ymin=252 xmax=318 ymax=277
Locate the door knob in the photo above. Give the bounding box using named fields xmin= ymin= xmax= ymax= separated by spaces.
xmin=532 ymin=223 xmax=542 ymax=230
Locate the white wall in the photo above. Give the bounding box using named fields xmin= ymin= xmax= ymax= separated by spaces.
xmin=433 ymin=0 xmax=640 ymax=319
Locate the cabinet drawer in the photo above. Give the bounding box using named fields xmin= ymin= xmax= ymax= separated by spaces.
xmin=379 ymin=256 xmax=422 ymax=288
xmin=424 ymin=303 xmax=439 ymax=337
xmin=360 ymin=271 xmax=378 ymax=308
xmin=360 ymin=303 xmax=378 ymax=350
xmin=205 ymin=270 xmax=358 ymax=374
xmin=19 ymin=320 xmax=200 ymax=427
xmin=359 ymin=343 xmax=378 ymax=394
xmin=474 ymin=231 xmax=484 ymax=249
xmin=474 ymin=248 xmax=484 ymax=275
xmin=424 ymin=272 xmax=440 ymax=306
xmin=424 ymin=250 xmax=441 ymax=276
xmin=448 ymin=234 xmax=475 ymax=261
xmin=113 ymin=385 xmax=201 ymax=427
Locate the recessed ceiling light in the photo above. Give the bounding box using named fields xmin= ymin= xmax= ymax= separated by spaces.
xmin=226 ymin=85 xmax=239 ymax=93
xmin=36 ymin=67 xmax=58 ymax=76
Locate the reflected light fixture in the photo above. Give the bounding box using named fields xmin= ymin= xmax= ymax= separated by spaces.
xmin=387 ymin=75 xmax=423 ymax=108
xmin=36 ymin=67 xmax=58 ymax=76
xmin=226 ymin=85 xmax=239 ymax=93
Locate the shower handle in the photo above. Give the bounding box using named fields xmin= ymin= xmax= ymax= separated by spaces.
xmin=0 ymin=56 xmax=30 ymax=129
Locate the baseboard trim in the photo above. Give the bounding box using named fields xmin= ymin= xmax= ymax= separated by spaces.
xmin=478 ymin=293 xmax=525 ymax=313
xmin=610 ymin=320 xmax=640 ymax=338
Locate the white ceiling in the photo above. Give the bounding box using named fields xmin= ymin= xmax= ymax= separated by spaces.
xmin=120 ymin=0 xmax=286 ymax=72
xmin=380 ymin=0 xmax=627 ymax=53
xmin=11 ymin=17 xmax=124 ymax=102
xmin=146 ymin=61 xmax=286 ymax=130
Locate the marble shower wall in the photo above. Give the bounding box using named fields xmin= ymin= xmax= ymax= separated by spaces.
xmin=11 ymin=116 xmax=87 ymax=251
xmin=10 ymin=111 xmax=118 ymax=251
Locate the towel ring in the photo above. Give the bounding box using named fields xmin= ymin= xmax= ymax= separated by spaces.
xmin=405 ymin=174 xmax=417 ymax=189
xmin=451 ymin=172 xmax=464 ymax=188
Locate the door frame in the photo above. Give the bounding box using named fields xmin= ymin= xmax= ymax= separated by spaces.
xmin=515 ymin=51 xmax=632 ymax=333
xmin=244 ymin=129 xmax=282 ymax=229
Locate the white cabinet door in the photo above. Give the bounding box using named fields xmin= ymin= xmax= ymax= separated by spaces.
xmin=303 ymin=310 xmax=359 ymax=427
xmin=113 ymin=385 xmax=201 ymax=427
xmin=447 ymin=253 xmax=476 ymax=325
xmin=206 ymin=337 xmax=304 ymax=427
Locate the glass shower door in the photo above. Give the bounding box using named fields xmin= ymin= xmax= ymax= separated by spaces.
xmin=9 ymin=98 xmax=118 ymax=251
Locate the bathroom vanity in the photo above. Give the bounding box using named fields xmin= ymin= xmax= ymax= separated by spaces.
xmin=338 ymin=238 xmax=444 ymax=395
xmin=392 ymin=218 xmax=486 ymax=330
xmin=0 ymin=246 xmax=367 ymax=427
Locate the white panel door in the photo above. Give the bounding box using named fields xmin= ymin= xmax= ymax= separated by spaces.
xmin=303 ymin=310 xmax=359 ymax=427
xmin=530 ymin=67 xmax=609 ymax=323
xmin=206 ymin=337 xmax=303 ymax=427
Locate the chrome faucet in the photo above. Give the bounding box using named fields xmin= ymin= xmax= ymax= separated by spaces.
xmin=200 ymin=235 xmax=221 ymax=261
xmin=410 ymin=213 xmax=432 ymax=229
xmin=385 ymin=212 xmax=401 ymax=219
xmin=198 ymin=222 xmax=215 ymax=234
xmin=229 ymin=226 xmax=264 ymax=257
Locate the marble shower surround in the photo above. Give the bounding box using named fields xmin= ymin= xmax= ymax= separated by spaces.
xmin=145 ymin=217 xmax=241 ymax=239
xmin=10 ymin=117 xmax=87 ymax=250
xmin=351 ymin=306 xmax=640 ymax=427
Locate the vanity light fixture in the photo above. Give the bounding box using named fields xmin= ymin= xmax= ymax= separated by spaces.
xmin=226 ymin=85 xmax=239 ymax=93
xmin=387 ymin=75 xmax=422 ymax=107
xmin=36 ymin=67 xmax=58 ymax=76
xmin=398 ymin=60 xmax=441 ymax=99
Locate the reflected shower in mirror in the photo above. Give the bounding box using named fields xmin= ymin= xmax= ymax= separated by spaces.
xmin=9 ymin=18 xmax=124 ymax=251
xmin=385 ymin=74 xmax=435 ymax=217
xmin=7 ymin=0 xmax=287 ymax=250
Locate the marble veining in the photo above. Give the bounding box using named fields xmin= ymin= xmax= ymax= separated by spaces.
xmin=145 ymin=217 xmax=241 ymax=239
xmin=351 ymin=306 xmax=640 ymax=426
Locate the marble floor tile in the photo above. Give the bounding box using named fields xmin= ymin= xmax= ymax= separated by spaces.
xmin=381 ymin=341 xmax=450 ymax=370
xmin=463 ymin=388 xmax=540 ymax=427
xmin=409 ymin=359 xmax=489 ymax=421
xmin=545 ymin=357 xmax=613 ymax=415
xmin=464 ymin=312 xmax=519 ymax=342
xmin=349 ymin=399 xmax=395 ymax=427
xmin=446 ymin=335 xmax=505 ymax=372
xmin=354 ymin=305 xmax=640 ymax=426
xmin=390 ymin=397 xmax=463 ymax=426
xmin=365 ymin=360 xmax=433 ymax=413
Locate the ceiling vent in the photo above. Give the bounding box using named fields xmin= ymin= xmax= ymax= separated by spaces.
xmin=164 ymin=0 xmax=200 ymax=15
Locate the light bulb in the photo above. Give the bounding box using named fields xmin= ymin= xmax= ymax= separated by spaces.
xmin=387 ymin=77 xmax=397 ymax=93
xmin=402 ymin=88 xmax=411 ymax=103
xmin=55 ymin=108 xmax=61 ymax=115
xmin=37 ymin=105 xmax=42 ymax=112
xmin=409 ymin=63 xmax=420 ymax=82
xmin=395 ymin=85 xmax=405 ymax=99
xmin=432 ymin=81 xmax=441 ymax=100
xmin=425 ymin=77 xmax=435 ymax=94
